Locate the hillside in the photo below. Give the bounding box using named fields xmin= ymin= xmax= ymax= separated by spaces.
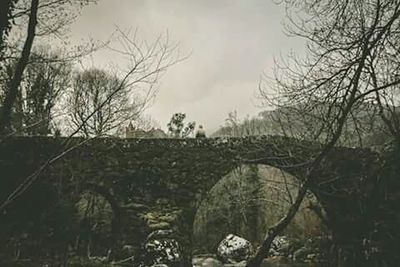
xmin=212 ymin=104 xmax=394 ymax=148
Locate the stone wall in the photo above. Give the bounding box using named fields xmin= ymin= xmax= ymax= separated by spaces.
xmin=0 ymin=136 xmax=381 ymax=264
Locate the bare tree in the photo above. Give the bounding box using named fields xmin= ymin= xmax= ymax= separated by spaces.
xmin=248 ymin=1 xmax=400 ymax=266
xmin=0 ymin=0 xmax=96 ymax=135
xmin=0 ymin=0 xmax=38 ymax=134
xmin=64 ymin=29 xmax=183 ymax=137
xmin=225 ymin=110 xmax=241 ymax=137
xmin=68 ymin=68 xmax=140 ymax=137
xmin=0 ymin=46 xmax=72 ymax=135
xmin=0 ymin=28 xmax=183 ymax=214
xmin=260 ymin=0 xmax=400 ymax=144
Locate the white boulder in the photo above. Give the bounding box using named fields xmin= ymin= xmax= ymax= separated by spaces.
xmin=217 ymin=234 xmax=252 ymax=263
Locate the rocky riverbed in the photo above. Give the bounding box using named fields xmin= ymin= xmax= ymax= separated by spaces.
xmin=193 ymin=255 xmax=318 ymax=267
xmin=137 ymin=231 xmax=330 ymax=266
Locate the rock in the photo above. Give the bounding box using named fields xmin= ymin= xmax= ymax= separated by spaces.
xmin=158 ymin=214 xmax=176 ymax=223
xmin=148 ymin=221 xmax=171 ymax=230
xmin=262 ymin=256 xmax=288 ymax=265
xmin=143 ymin=230 xmax=182 ymax=266
xmin=293 ymin=246 xmax=313 ymax=262
xmin=192 ymin=257 xmax=203 ymax=266
xmin=216 ymin=234 xmax=252 ymax=263
xmin=269 ymin=236 xmax=291 ymax=256
xmin=307 ymin=253 xmax=317 ymax=260
xmin=224 ymin=260 xmax=247 ymax=266
xmin=147 ymin=229 xmax=174 ymax=240
xmin=201 ymin=257 xmax=222 ymax=267
xmin=200 ymin=257 xmax=223 ymax=267
xmin=144 ymin=239 xmax=181 ymax=266
xmin=290 ymin=236 xmax=331 ymax=263
xmin=122 ymin=244 xmax=135 ymax=254
xmin=192 ymin=254 xmax=213 ymax=264
xmin=123 ymin=202 xmax=150 ymax=211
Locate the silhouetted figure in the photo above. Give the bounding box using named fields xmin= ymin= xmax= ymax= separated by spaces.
xmin=195 ymin=125 xmax=206 ymax=138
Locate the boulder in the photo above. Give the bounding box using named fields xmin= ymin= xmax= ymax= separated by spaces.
xmin=293 ymin=246 xmax=313 ymax=262
xmin=216 ymin=234 xmax=252 ymax=263
xmin=193 ymin=257 xmax=223 ymax=267
xmin=224 ymin=260 xmax=247 ymax=266
xmin=269 ymin=236 xmax=291 ymax=256
xmin=291 ymin=236 xmax=331 ymax=263
xmin=143 ymin=230 xmax=182 ymax=266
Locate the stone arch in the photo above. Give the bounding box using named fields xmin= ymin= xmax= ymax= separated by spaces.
xmin=192 ymin=163 xmax=324 ymax=255
xmin=74 ymin=183 xmax=123 ymax=257
xmin=83 ymin=183 xmax=123 ymax=237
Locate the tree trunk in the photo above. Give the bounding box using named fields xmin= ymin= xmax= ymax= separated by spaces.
xmin=246 ymin=182 xmax=308 ymax=267
xmin=0 ymin=0 xmax=16 ymax=55
xmin=0 ymin=0 xmax=38 ymax=135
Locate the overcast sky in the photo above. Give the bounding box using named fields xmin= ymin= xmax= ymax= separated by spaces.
xmin=70 ymin=0 xmax=304 ymax=133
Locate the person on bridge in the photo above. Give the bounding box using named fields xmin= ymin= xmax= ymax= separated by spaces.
xmin=195 ymin=125 xmax=206 ymax=138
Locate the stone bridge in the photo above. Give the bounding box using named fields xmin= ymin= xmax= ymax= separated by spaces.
xmin=0 ymin=136 xmax=381 ymax=264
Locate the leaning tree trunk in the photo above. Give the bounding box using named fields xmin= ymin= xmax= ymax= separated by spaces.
xmin=246 ymin=182 xmax=308 ymax=267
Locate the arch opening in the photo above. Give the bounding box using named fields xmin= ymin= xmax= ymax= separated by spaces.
xmin=74 ymin=186 xmax=117 ymax=258
xmin=192 ymin=164 xmax=327 ymax=255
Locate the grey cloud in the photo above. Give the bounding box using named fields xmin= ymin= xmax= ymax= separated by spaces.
xmin=70 ymin=0 xmax=304 ymax=132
